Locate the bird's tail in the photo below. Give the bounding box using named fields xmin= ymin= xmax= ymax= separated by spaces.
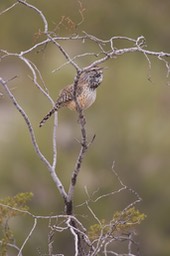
xmin=39 ymin=106 xmax=57 ymax=127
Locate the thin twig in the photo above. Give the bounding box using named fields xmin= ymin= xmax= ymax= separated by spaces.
xmin=18 ymin=0 xmax=48 ymax=33
xmin=0 ymin=241 xmax=22 ymax=256
xmin=0 ymin=2 xmax=19 ymax=15
xmin=17 ymin=218 xmax=37 ymax=256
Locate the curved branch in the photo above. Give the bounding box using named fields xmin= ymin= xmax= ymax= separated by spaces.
xmin=18 ymin=0 xmax=48 ymax=33
xmin=0 ymin=78 xmax=67 ymax=202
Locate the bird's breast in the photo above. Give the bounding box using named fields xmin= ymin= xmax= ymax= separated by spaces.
xmin=67 ymin=88 xmax=96 ymax=111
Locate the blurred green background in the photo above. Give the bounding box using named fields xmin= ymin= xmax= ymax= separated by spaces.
xmin=1 ymin=0 xmax=170 ymax=255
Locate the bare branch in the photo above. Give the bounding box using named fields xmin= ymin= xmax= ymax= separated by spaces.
xmin=17 ymin=0 xmax=48 ymax=33
xmin=0 ymin=241 xmax=22 ymax=256
xmin=0 ymin=2 xmax=19 ymax=15
xmin=18 ymin=218 xmax=37 ymax=256
xmin=67 ymin=217 xmax=79 ymax=256
xmin=47 ymin=34 xmax=81 ymax=71
xmin=1 ymin=1 xmax=170 ymax=255
xmin=0 ymin=77 xmax=67 ymax=202
xmin=52 ymin=52 xmax=101 ymax=73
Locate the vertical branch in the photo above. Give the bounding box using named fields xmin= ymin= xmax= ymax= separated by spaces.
xmin=67 ymin=217 xmax=79 ymax=256
xmin=66 ymin=71 xmax=88 ymax=214
xmin=52 ymin=113 xmax=58 ymax=170
xmin=62 ymin=71 xmax=91 ymax=256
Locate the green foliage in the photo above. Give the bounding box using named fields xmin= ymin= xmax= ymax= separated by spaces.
xmin=88 ymin=219 xmax=107 ymax=241
xmin=0 ymin=192 xmax=33 ymax=255
xmin=112 ymin=207 xmax=146 ymax=231
xmin=88 ymin=207 xmax=146 ymax=241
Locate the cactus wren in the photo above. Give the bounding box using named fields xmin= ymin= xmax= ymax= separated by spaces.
xmin=39 ymin=66 xmax=103 ymax=127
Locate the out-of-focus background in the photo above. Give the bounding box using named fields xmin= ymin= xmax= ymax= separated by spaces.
xmin=1 ymin=0 xmax=170 ymax=255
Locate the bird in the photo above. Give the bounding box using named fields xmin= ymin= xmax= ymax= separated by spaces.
xmin=39 ymin=66 xmax=104 ymax=127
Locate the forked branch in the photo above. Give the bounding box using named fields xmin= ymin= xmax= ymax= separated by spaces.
xmin=0 ymin=1 xmax=170 ymax=255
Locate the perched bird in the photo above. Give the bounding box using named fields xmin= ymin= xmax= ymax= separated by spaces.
xmin=39 ymin=66 xmax=104 ymax=127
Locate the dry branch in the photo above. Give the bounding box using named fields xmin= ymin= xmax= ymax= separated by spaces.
xmin=0 ymin=1 xmax=170 ymax=255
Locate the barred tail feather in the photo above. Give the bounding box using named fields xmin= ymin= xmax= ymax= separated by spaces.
xmin=39 ymin=107 xmax=57 ymax=127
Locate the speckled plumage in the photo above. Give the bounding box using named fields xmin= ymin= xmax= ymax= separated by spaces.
xmin=39 ymin=66 xmax=103 ymax=127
